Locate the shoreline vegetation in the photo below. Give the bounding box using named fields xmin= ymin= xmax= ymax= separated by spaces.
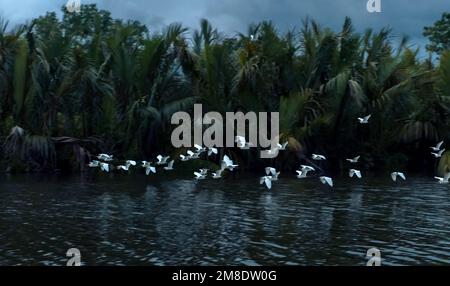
xmin=0 ymin=5 xmax=449 ymax=176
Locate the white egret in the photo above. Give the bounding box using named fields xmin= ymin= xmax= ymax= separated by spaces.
xmin=164 ymin=160 xmax=174 ymax=171
xmin=156 ymin=155 xmax=170 ymax=165
xmin=296 ymin=170 xmax=308 ymax=179
xmin=301 ymin=165 xmax=316 ymax=172
xmin=435 ymin=173 xmax=450 ymax=184
xmin=222 ymin=155 xmax=238 ymax=171
xmin=212 ymin=169 xmax=224 ymax=179
xmin=431 ymin=149 xmax=446 ymax=158
xmin=277 ymin=142 xmax=289 ymax=151
xmin=320 ymin=176 xmax=334 ymax=187
xmin=88 ymin=161 xmax=100 ymax=168
xmin=312 ymin=154 xmax=327 ymax=161
xmin=194 ymin=172 xmax=206 ymax=180
xmin=142 ymin=161 xmax=156 ymax=175
xmin=100 ymin=162 xmax=110 ymax=173
xmin=358 ymin=115 xmax=372 ymax=124
xmin=117 ymin=165 xmax=130 ymax=172
xmin=187 ymin=150 xmax=200 ymax=159
xmin=349 ymin=169 xmax=362 ymax=179
xmin=391 ymin=172 xmax=406 ymax=182
xmin=125 ymin=160 xmax=137 ymax=168
xmin=430 ymin=141 xmax=444 ymax=152
xmin=194 ymin=144 xmax=207 ymax=154
xmin=346 ymin=156 xmax=361 ymax=163
xmin=265 ymin=167 xmax=276 ymax=176
xmin=97 ymin=154 xmax=113 ymax=162
xmin=207 ymin=147 xmax=218 ymax=156
xmin=180 ymin=154 xmax=191 ymax=162
xmin=260 ymin=176 xmax=273 ymax=190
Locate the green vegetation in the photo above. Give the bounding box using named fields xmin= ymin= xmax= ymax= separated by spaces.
xmin=0 ymin=5 xmax=449 ymax=174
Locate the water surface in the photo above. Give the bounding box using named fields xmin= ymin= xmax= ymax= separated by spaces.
xmin=0 ymin=174 xmax=449 ymax=266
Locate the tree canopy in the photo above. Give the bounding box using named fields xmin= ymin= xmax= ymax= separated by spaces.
xmin=0 ymin=4 xmax=449 ymax=175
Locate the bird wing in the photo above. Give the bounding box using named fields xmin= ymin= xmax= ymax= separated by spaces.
xmin=167 ymin=160 xmax=174 ymax=169
xmin=349 ymin=169 xmax=355 ymax=177
xmin=265 ymin=178 xmax=272 ymax=189
xmin=355 ymin=170 xmax=362 ymax=178
xmin=325 ymin=177 xmax=333 ymax=187
xmin=282 ymin=142 xmax=289 ymax=149
xmin=194 ymin=144 xmax=203 ymax=151
xmin=364 ymin=115 xmax=372 ymax=121
xmin=437 ymin=141 xmax=444 ymax=149
xmin=391 ymin=173 xmax=397 ymax=182
xmin=223 ymin=155 xmax=233 ymax=166
xmin=194 ymin=172 xmax=202 ymax=178
xmin=187 ymin=150 xmax=195 ymax=156
xmin=354 ymin=156 xmax=360 ymax=162
xmin=398 ymin=173 xmax=406 ymax=180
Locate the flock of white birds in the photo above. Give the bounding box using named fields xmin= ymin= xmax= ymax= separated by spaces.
xmin=88 ymin=115 xmax=450 ymax=190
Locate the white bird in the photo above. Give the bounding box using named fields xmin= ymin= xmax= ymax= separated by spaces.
xmin=156 ymin=155 xmax=170 ymax=165
xmin=391 ymin=172 xmax=406 ymax=182
xmin=187 ymin=150 xmax=200 ymax=160
xmin=312 ymin=154 xmax=327 ymax=161
xmin=349 ymin=169 xmax=362 ymax=179
xmin=265 ymin=167 xmax=280 ymax=181
xmin=222 ymin=155 xmax=239 ymax=171
xmin=260 ymin=176 xmax=273 ymax=190
xmin=271 ymin=171 xmax=281 ymax=181
xmin=431 ymin=149 xmax=446 ymax=158
xmin=430 ymin=141 xmax=444 ymax=152
xmin=346 ymin=156 xmax=361 ymax=163
xmin=163 ymin=160 xmax=174 ymax=171
xmin=250 ymin=34 xmax=255 ymax=41
xmin=88 ymin=160 xmax=100 ymax=168
xmin=207 ymin=147 xmax=218 ymax=156
xmin=235 ymin=136 xmax=254 ymax=150
xmin=277 ymin=142 xmax=289 ymax=151
xmin=320 ymin=176 xmax=334 ymax=187
xmin=194 ymin=172 xmax=206 ymax=180
xmin=125 ymin=160 xmax=137 ymax=168
xmin=435 ymin=173 xmax=450 ymax=184
xmin=301 ymin=165 xmax=316 ymax=172
xmin=199 ymin=169 xmax=209 ymax=175
xmin=296 ymin=170 xmax=308 ymax=178
xmin=358 ymin=115 xmax=372 ymax=124
xmin=97 ymin=154 xmax=113 ymax=162
xmin=180 ymin=154 xmax=191 ymax=162
xmin=212 ymin=169 xmax=224 ymax=179
xmin=100 ymin=162 xmax=110 ymax=173
xmin=117 ymin=165 xmax=130 ymax=172
xmin=194 ymin=144 xmax=207 ymax=154
xmin=142 ymin=161 xmax=156 ymax=175
xmin=265 ymin=167 xmax=276 ymax=176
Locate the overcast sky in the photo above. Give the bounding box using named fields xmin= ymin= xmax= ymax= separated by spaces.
xmin=0 ymin=0 xmax=448 ymax=58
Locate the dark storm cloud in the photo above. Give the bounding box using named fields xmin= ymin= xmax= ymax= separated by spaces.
xmin=0 ymin=0 xmax=448 ymax=54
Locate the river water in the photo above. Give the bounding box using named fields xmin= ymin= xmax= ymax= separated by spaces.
xmin=0 ymin=174 xmax=449 ymax=266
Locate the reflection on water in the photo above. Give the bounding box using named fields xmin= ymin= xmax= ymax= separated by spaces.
xmin=0 ymin=174 xmax=449 ymax=266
